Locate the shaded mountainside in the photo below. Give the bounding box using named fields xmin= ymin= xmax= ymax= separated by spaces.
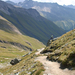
xmin=0 ymin=1 xmax=65 ymax=44
xmin=15 ymin=0 xmax=75 ymax=31
xmin=41 ymin=29 xmax=75 ymax=69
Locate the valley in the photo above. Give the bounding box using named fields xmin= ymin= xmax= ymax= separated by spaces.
xmin=0 ymin=0 xmax=75 ymax=75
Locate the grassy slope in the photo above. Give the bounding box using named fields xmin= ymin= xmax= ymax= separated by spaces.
xmin=0 ymin=16 xmax=45 ymax=74
xmin=0 ymin=16 xmax=45 ymax=63
xmin=42 ymin=29 xmax=75 ymax=69
xmin=0 ymin=30 xmax=45 ymax=74
xmin=0 ymin=50 xmax=45 ymax=75
xmin=0 ymin=30 xmax=45 ymax=49
xmin=0 ymin=29 xmax=45 ymax=64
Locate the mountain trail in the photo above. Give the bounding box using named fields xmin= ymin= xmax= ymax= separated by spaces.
xmin=35 ymin=48 xmax=75 ymax=75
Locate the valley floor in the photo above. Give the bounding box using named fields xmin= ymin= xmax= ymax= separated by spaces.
xmin=35 ymin=49 xmax=75 ymax=75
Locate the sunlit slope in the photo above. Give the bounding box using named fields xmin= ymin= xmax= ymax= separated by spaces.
xmin=42 ymin=29 xmax=75 ymax=69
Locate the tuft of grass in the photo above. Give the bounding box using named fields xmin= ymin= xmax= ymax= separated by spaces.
xmin=0 ymin=50 xmax=44 ymax=75
xmin=35 ymin=67 xmax=45 ymax=75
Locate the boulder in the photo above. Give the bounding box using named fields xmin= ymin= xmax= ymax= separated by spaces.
xmin=10 ymin=58 xmax=19 ymax=65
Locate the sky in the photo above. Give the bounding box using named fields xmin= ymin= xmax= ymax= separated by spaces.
xmin=2 ymin=0 xmax=75 ymax=5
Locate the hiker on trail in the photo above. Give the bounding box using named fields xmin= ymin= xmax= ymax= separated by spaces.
xmin=50 ymin=35 xmax=53 ymax=40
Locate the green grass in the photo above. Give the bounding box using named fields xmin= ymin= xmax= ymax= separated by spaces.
xmin=0 ymin=29 xmax=45 ymax=66
xmin=35 ymin=67 xmax=45 ymax=75
xmin=0 ymin=30 xmax=45 ymax=49
xmin=0 ymin=50 xmax=45 ymax=75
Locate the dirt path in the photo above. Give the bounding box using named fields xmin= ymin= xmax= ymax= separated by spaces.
xmin=35 ymin=48 xmax=44 ymax=55
xmin=35 ymin=48 xmax=75 ymax=75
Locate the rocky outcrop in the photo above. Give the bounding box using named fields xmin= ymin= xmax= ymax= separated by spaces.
xmin=10 ymin=58 xmax=19 ymax=65
xmin=47 ymin=37 xmax=59 ymax=46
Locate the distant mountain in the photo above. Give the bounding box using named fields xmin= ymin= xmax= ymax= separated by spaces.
xmin=63 ymin=5 xmax=75 ymax=9
xmin=6 ymin=1 xmax=17 ymax=6
xmin=0 ymin=1 xmax=65 ymax=44
xmin=14 ymin=0 xmax=75 ymax=31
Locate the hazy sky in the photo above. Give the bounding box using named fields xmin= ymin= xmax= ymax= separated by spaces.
xmin=2 ymin=0 xmax=75 ymax=5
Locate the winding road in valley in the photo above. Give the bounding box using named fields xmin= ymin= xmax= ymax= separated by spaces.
xmin=35 ymin=48 xmax=75 ymax=75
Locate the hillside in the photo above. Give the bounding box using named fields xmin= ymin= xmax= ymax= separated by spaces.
xmin=0 ymin=15 xmax=45 ymax=48
xmin=0 ymin=8 xmax=48 ymax=74
xmin=0 ymin=15 xmax=45 ymax=63
xmin=0 ymin=15 xmax=46 ymax=74
xmin=0 ymin=30 xmax=45 ymax=75
xmin=15 ymin=0 xmax=75 ymax=31
xmin=0 ymin=1 xmax=65 ymax=44
xmin=41 ymin=29 xmax=75 ymax=69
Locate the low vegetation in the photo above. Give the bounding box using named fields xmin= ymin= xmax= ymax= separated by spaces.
xmin=0 ymin=30 xmax=45 ymax=74
xmin=0 ymin=50 xmax=45 ymax=75
xmin=42 ymin=29 xmax=75 ymax=69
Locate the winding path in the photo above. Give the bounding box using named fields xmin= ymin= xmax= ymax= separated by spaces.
xmin=35 ymin=48 xmax=75 ymax=75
